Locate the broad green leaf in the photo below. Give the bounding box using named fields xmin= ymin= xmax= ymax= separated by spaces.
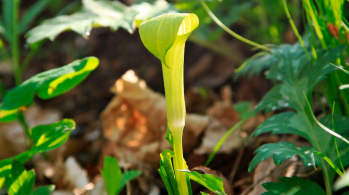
xmin=160 ymin=149 xmax=179 ymax=195
xmin=201 ymin=192 xmax=210 ymax=195
xmin=262 ymin=176 xmax=326 ymax=195
xmin=19 ymin=0 xmax=52 ymax=34
xmin=100 ymin=156 xmax=122 ymax=195
xmin=180 ymin=170 xmax=226 ymax=195
xmin=30 ymin=185 xmax=55 ymax=195
xmin=249 ymin=142 xmax=316 ymax=172
xmin=116 ymin=171 xmax=142 ymax=195
xmin=0 ymin=57 xmax=99 ymax=121
xmin=31 ymin=119 xmax=75 ymax=152
xmin=5 ymin=160 xmax=35 ymax=195
xmin=248 ymin=112 xmax=309 ymax=143
xmin=0 ymin=119 xmax=75 ymax=186
xmin=0 ymin=109 xmax=20 ymax=122
xmin=139 ymin=13 xmax=198 ymax=132
xmin=26 ymin=0 xmax=137 ymax=44
xmin=234 ymin=41 xmax=309 ymax=79
xmin=250 ymin=45 xmax=348 ymax=185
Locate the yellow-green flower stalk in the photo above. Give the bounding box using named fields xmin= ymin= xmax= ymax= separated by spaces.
xmin=139 ymin=13 xmax=199 ymax=195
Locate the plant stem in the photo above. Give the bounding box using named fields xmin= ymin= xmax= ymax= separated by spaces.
xmin=200 ymin=0 xmax=270 ymax=53
xmin=11 ymin=0 xmax=21 ymax=85
xmin=282 ymin=0 xmax=311 ymax=60
xmin=172 ymin=130 xmax=189 ymax=195
xmin=18 ymin=112 xmax=33 ymax=148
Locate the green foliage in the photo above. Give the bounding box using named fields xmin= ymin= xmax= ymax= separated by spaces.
xmin=100 ymin=156 xmax=141 ymax=195
xmin=249 ymin=142 xmax=316 ymax=172
xmin=3 ymin=160 xmax=54 ymax=195
xmin=249 ymin=45 xmax=349 ymax=189
xmin=30 ymin=119 xmax=75 ymax=153
xmin=262 ymin=176 xmax=326 ymax=195
xmin=235 ymin=41 xmax=309 ymax=79
xmin=26 ymin=0 xmax=176 ymax=45
xmin=0 ymin=57 xmax=99 ymax=122
xmin=30 ymin=185 xmax=55 ymax=195
xmin=5 ymin=161 xmax=35 ymax=195
xmin=0 ymin=119 xmax=75 ymax=191
xmin=180 ymin=170 xmax=226 ymax=195
xmin=159 ymin=150 xmax=180 ymax=195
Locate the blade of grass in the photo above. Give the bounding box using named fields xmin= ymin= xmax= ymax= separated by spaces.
xmin=304 ymin=91 xmax=349 ymax=145
xmin=282 ymin=0 xmax=311 ymax=60
xmin=331 ymin=102 xmax=345 ymax=173
xmin=205 ymin=119 xmax=245 ymax=166
xmin=200 ymin=0 xmax=270 ymax=53
xmin=314 ymin=151 xmax=343 ymax=177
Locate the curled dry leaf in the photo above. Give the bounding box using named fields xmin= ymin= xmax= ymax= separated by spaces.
xmin=192 ymin=166 xmax=233 ymax=195
xmin=245 ymin=157 xmax=299 ymax=195
xmin=101 ymin=70 xmax=209 ymax=159
xmin=101 ymin=70 xmax=248 ymax=191
xmin=0 ymin=105 xmax=61 ymax=159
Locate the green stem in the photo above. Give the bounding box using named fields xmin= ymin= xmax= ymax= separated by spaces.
xmin=200 ymin=0 xmax=270 ymax=53
xmin=282 ymin=0 xmax=311 ymax=60
xmin=11 ymin=0 xmax=21 ymax=85
xmin=172 ymin=130 xmax=189 ymax=195
xmin=21 ymin=43 xmax=42 ymax=73
xmin=18 ymin=112 xmax=33 ymax=149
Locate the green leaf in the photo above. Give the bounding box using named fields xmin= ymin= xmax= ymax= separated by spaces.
xmin=159 ymin=164 xmax=175 ymax=195
xmin=165 ymin=126 xmax=174 ymax=148
xmin=180 ymin=170 xmax=226 ymax=195
xmin=30 ymin=119 xmax=75 ymax=152
xmin=5 ymin=160 xmax=35 ymax=195
xmin=248 ymin=112 xmax=309 ymax=143
xmin=19 ymin=0 xmax=52 ymax=34
xmin=100 ymin=156 xmax=122 ymax=195
xmin=116 ymin=171 xmax=142 ymax=195
xmin=249 ymin=142 xmax=316 ymax=172
xmin=0 ymin=119 xmax=75 ymax=186
xmin=0 ymin=57 xmax=99 ymax=122
xmin=262 ymin=176 xmax=326 ymax=195
xmin=26 ymin=0 xmax=137 ymax=44
xmin=160 ymin=150 xmax=179 ymax=195
xmin=201 ymin=192 xmax=210 ymax=195
xmin=250 ymin=45 xmax=348 ymax=185
xmin=30 ymin=185 xmax=55 ymax=195
xmin=314 ymin=151 xmax=343 ymax=177
xmin=234 ymin=42 xmax=309 ymax=79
